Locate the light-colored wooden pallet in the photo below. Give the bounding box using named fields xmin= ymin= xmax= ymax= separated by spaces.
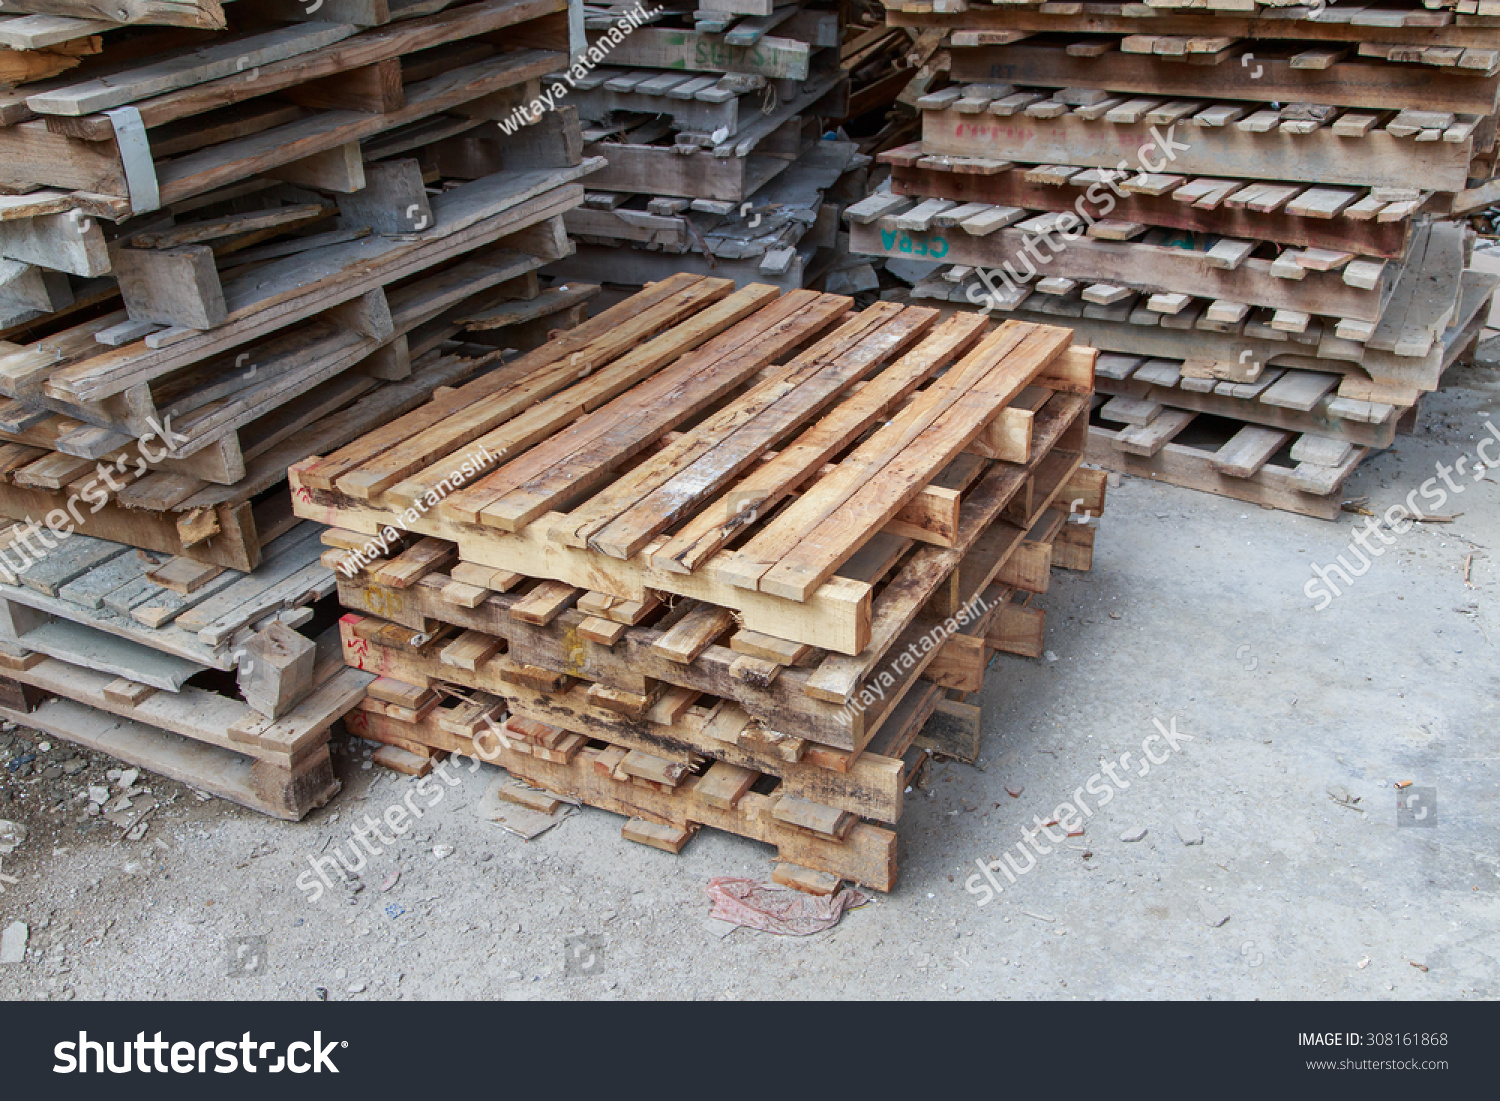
xmin=354 ymin=706 xmax=906 ymax=890
xmin=332 ymin=492 xmax=1087 ymax=754
xmin=292 ymin=276 xmax=1099 ymax=657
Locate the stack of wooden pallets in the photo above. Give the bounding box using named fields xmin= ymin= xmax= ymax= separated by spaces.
xmin=0 ymin=0 xmax=603 ymax=816
xmin=847 ymin=0 xmax=1500 ymax=518
xmin=293 ymin=274 xmax=1106 ymax=891
xmin=546 ymin=0 xmax=863 ymax=292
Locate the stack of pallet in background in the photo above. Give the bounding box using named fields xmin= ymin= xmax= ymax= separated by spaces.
xmin=294 ymin=275 xmax=1105 ymax=891
xmin=547 ymin=0 xmax=867 ymax=294
xmin=0 ymin=0 xmax=600 ymax=816
xmin=850 ymin=0 xmax=1500 ymax=518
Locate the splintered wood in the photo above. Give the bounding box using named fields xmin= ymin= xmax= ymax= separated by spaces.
xmin=863 ymin=1 xmax=1499 ymax=517
xmin=310 ymin=283 xmax=1108 ymax=890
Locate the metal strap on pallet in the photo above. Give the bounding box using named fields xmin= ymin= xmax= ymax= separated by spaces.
xmin=104 ymin=105 xmax=159 ymax=215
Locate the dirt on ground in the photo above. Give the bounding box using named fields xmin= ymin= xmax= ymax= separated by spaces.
xmin=0 ymin=366 xmax=1495 ymax=1001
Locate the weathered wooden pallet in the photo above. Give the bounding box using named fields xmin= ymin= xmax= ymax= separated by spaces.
xmin=354 ymin=706 xmax=906 ymax=889
xmin=948 ymin=43 xmax=1500 ymax=112
xmin=1093 ymin=356 xmax=1407 ymax=449
xmin=586 ymin=8 xmax=840 ymax=82
xmin=562 ymin=138 xmax=856 ymax=279
xmin=580 ymin=72 xmax=846 ymax=202
xmin=292 ymin=276 xmax=1097 ymax=656
xmin=1086 ymin=416 xmax=1367 ymax=520
xmin=23 ymin=0 xmax=569 ymax=139
xmin=917 ymin=105 xmax=1481 ymax=191
xmin=0 ymin=350 xmax=496 ymax=570
xmin=0 ymin=37 xmax=570 ymax=213
xmin=908 ymin=237 xmax=1491 ymax=392
xmin=0 ymin=164 xmax=595 ymax=415
xmin=874 ymin=149 xmax=1419 ymax=258
xmin=329 ymin=488 xmax=1088 ymax=755
xmin=0 ymin=625 xmax=370 ymax=768
xmin=0 ymin=690 xmax=341 ymax=818
xmin=884 ymin=6 xmax=1500 ymax=44
xmin=849 ymin=218 xmax=1394 ymax=322
xmin=572 ymin=67 xmax=788 ymax=139
xmin=0 ymin=522 xmax=333 ymax=672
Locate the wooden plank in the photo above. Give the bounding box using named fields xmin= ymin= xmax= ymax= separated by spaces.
xmin=747 ymin=320 xmax=1065 ymax=594
xmin=1210 ymin=425 xmax=1292 ymax=477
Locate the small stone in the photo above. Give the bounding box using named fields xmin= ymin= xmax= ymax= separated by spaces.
xmin=432 ymin=844 xmax=453 ymax=860
xmin=87 ymin=786 xmax=108 ymax=805
xmin=348 ymin=982 xmax=366 ymax=994
xmin=1120 ymin=827 xmax=1148 ymax=843
xmin=0 ymin=819 xmax=26 ymax=854
xmin=116 ymin=769 xmax=139 ymax=789
xmin=1 ymin=920 xmax=28 ymax=963
xmin=703 ymin=918 xmax=737 ymax=940
xmin=1043 ymin=650 xmax=1059 ymax=663
xmin=41 ymin=766 xmax=61 ymax=780
xmin=61 ymin=758 xmax=86 ymax=775
xmin=36 ymin=742 xmax=49 ymax=752
xmin=1174 ymin=819 xmax=1204 ymax=846
xmin=106 ymin=769 xmax=121 ymax=782
xmin=1005 ymin=785 xmax=1024 ymax=798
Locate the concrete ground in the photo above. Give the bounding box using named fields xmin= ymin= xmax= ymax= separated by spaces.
xmin=0 ymin=365 xmax=1495 ymax=1002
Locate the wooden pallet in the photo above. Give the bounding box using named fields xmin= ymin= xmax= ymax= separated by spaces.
xmin=917 ymin=104 xmax=1480 ymax=192
xmin=331 ymin=503 xmax=1081 ymax=756
xmin=947 ymin=43 xmax=1500 ymax=113
xmin=884 ymin=6 xmax=1500 ymax=44
xmin=558 ymin=140 xmax=859 ymax=290
xmin=1086 ymin=417 xmax=1366 ymax=520
xmin=909 ymin=253 xmax=1494 ymax=394
xmin=343 ymin=519 xmax=1094 ymax=889
xmin=0 ymin=622 xmax=369 ymax=818
xmin=0 ymin=521 xmax=333 ymax=673
xmin=356 ymin=705 xmax=907 ymax=888
xmin=849 ymin=218 xmax=1394 ymax=322
xmin=874 ymin=149 xmax=1418 ymax=259
xmin=293 ymin=277 xmax=1098 ymax=656
xmin=329 ymin=456 xmax=1098 ymax=755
